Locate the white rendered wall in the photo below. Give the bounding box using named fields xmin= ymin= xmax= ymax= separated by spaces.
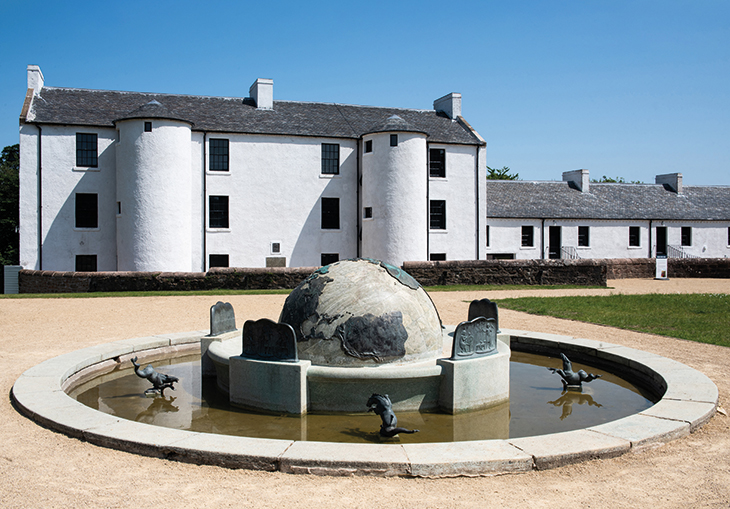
xmin=204 ymin=134 xmax=358 ymax=268
xmin=653 ymin=221 xmax=730 ymax=258
xmin=116 ymin=119 xmax=193 ymax=271
xmin=19 ymin=124 xmax=117 ymax=270
xmin=427 ymin=143 xmax=482 ymax=260
xmin=361 ymin=132 xmax=428 ymax=266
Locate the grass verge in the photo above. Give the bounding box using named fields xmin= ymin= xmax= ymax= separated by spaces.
xmin=494 ymin=293 xmax=730 ymax=347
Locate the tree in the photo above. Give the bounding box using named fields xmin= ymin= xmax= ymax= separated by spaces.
xmin=487 ymin=166 xmax=519 ymax=180
xmin=591 ymin=175 xmax=644 ymax=184
xmin=0 ymin=144 xmax=20 ymax=265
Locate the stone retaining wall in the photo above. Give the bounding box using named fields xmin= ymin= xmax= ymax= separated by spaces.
xmin=17 ymin=258 xmax=730 ymax=293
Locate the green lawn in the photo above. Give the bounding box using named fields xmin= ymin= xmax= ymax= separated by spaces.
xmin=494 ymin=293 xmax=730 ymax=347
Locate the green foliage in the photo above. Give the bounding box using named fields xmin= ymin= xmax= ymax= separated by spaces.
xmin=487 ymin=166 xmax=519 ymax=180
xmin=591 ymin=175 xmax=644 ymax=184
xmin=0 ymin=144 xmax=20 ymax=265
xmin=495 ymin=293 xmax=730 ymax=347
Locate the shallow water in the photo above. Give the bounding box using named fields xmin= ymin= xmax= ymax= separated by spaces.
xmin=69 ymin=352 xmax=656 ymax=443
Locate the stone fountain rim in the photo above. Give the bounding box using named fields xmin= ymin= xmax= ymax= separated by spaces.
xmin=11 ymin=329 xmax=718 ymax=477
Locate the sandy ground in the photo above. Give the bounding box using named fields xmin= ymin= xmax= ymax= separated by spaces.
xmin=1 ymin=278 xmax=729 ymax=508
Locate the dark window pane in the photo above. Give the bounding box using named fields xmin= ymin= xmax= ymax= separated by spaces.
xmin=390 ymin=134 xmax=398 ymax=147
xmin=209 ymin=254 xmax=229 ymax=268
xmin=321 ymin=143 xmax=340 ymax=175
xmin=363 ymin=207 xmax=372 ymax=219
xmin=321 ymin=197 xmax=340 ymax=229
xmin=209 ymin=195 xmax=229 ymax=228
xmin=430 ymin=200 xmax=446 ymax=229
xmin=486 ymin=225 xmax=490 ymax=247
xmin=76 ymin=133 xmax=98 ymax=167
xmin=75 ymin=193 xmax=98 ymax=228
xmin=364 ymin=140 xmax=372 ymax=153
xmin=75 ymin=255 xmax=97 ymax=272
xmin=681 ymin=226 xmax=692 ymax=246
xmin=209 ymin=139 xmax=229 ymax=171
xmin=629 ymin=226 xmax=640 ymax=247
xmin=521 ymin=226 xmax=534 ymax=247
xmin=144 ymin=122 xmax=152 ymax=132
xmin=578 ymin=226 xmax=590 ymax=247
xmin=429 ymin=253 xmax=446 ymax=261
xmin=321 ymin=253 xmax=339 ymax=266
xmin=429 ymin=148 xmax=445 ymax=178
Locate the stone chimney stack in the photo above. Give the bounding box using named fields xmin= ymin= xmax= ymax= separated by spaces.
xmin=656 ymin=173 xmax=683 ymax=194
xmin=27 ymin=65 xmax=44 ymax=96
xmin=433 ymin=92 xmax=462 ymax=120
xmin=249 ymin=78 xmax=273 ymax=110
xmin=563 ymin=169 xmax=590 ymax=193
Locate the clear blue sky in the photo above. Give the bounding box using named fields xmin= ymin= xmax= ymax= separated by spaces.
xmin=1 ymin=0 xmax=728 ymax=185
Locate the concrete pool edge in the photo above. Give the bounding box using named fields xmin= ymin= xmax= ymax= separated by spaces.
xmin=11 ymin=329 xmax=718 ymax=477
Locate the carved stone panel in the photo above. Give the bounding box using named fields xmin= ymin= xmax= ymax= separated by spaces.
xmin=242 ymin=318 xmax=298 ymax=362
xmin=451 ymin=317 xmax=497 ymax=360
xmin=210 ymin=301 xmax=236 ymax=336
xmin=468 ymin=298 xmax=499 ymax=331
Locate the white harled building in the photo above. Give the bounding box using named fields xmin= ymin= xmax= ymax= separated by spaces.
xmin=19 ymin=65 xmax=487 ymax=272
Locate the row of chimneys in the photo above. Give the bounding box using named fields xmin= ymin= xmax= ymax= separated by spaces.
xmin=563 ymin=169 xmax=683 ymax=194
xmin=27 ymin=65 xmax=463 ymax=120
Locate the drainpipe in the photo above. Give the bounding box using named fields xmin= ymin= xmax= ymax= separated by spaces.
xmin=356 ymin=138 xmax=362 ymax=258
xmin=475 ymin=145 xmax=480 ymax=260
xmin=203 ymin=132 xmax=207 ymax=271
xmin=426 ymin=142 xmax=430 ymax=261
xmin=36 ymin=124 xmax=42 ymax=270
xmin=649 ymin=220 xmax=653 ymax=258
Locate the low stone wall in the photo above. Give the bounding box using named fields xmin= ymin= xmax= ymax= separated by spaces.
xmin=402 ymin=259 xmax=608 ymax=287
xmin=605 ymin=258 xmax=730 ymax=279
xmin=18 ymin=267 xmax=315 ymax=294
xmin=17 ymin=257 xmax=730 ymax=293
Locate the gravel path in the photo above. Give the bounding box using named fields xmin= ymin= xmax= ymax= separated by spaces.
xmin=1 ymin=279 xmax=728 ymax=508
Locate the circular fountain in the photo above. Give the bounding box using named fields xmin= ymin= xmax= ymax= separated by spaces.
xmin=11 ymin=260 xmax=719 ymax=476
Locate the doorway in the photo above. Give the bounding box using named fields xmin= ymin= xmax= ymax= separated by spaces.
xmin=549 ymin=226 xmax=561 ymax=259
xmin=656 ymin=226 xmax=667 ymax=257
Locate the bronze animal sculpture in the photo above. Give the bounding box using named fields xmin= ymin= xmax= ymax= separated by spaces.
xmin=131 ymin=357 xmax=179 ymax=396
xmin=547 ymin=353 xmax=601 ymax=389
xmin=366 ymin=393 xmax=419 ymax=437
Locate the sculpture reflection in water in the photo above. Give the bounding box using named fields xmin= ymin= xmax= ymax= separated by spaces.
xmin=547 ymin=391 xmax=603 ymax=421
xmin=131 ymin=357 xmax=179 ymax=396
xmin=547 ymin=353 xmax=601 ymax=390
xmin=135 ymin=396 xmax=179 ymax=424
xmin=366 ymin=393 xmax=420 ymax=438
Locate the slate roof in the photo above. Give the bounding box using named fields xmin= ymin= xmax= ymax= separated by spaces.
xmin=24 ymin=87 xmax=483 ymax=145
xmin=487 ymin=180 xmax=730 ymax=221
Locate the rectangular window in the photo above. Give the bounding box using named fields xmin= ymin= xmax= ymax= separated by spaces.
xmin=521 ymin=225 xmax=534 ymax=247
xmin=321 ymin=143 xmax=340 ymax=175
xmin=629 ymin=226 xmax=641 ymax=247
xmin=390 ymin=134 xmax=398 ymax=147
xmin=76 ymin=133 xmax=98 ymax=167
xmin=321 ymin=197 xmax=340 ymax=229
xmin=681 ymin=226 xmax=692 ymax=246
xmin=116 ymin=201 xmax=121 ymax=215
xmin=486 ymin=225 xmax=490 ymax=247
xmin=430 ymin=200 xmax=446 ymax=230
xmin=271 ymin=242 xmax=281 ymax=254
xmin=364 ymin=140 xmax=372 ymax=153
xmin=75 ymin=193 xmax=98 ymax=228
xmin=578 ymin=226 xmax=590 ymax=247
xmin=363 ymin=207 xmax=373 ymax=219
xmin=321 ymin=253 xmax=339 ymax=266
xmin=75 ymin=255 xmax=97 ymax=272
xmin=209 ymin=254 xmax=229 ymax=268
xmin=209 ymin=195 xmax=229 ymax=228
xmin=209 ymin=139 xmax=229 ymax=171
xmin=144 ymin=121 xmax=152 ymax=132
xmin=429 ymin=148 xmax=445 ymax=178
xmin=429 ymin=253 xmax=446 ymax=261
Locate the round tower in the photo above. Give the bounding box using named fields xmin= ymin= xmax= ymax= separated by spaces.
xmin=114 ymin=100 xmax=193 ymax=271
xmin=361 ymin=115 xmax=428 ymax=266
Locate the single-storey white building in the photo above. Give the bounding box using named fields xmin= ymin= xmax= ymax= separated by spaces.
xmin=19 ymin=65 xmax=487 ymax=272
xmin=486 ymin=170 xmax=730 ymax=260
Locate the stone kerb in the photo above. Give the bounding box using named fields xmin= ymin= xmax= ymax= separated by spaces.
xmin=11 ymin=329 xmax=718 ymax=477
